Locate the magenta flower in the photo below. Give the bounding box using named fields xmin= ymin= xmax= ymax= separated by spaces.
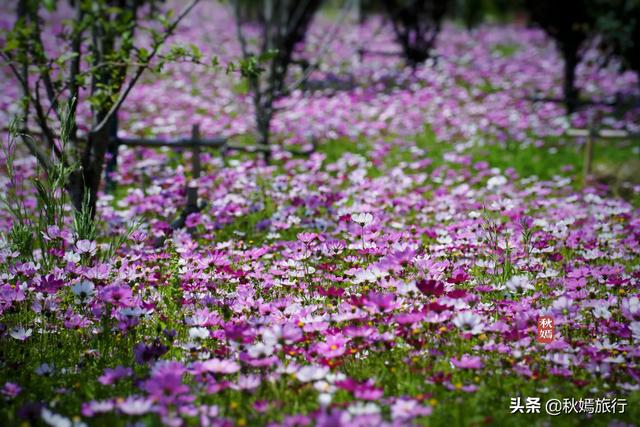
xmin=416 ymin=279 xmax=445 ymax=297
xmin=365 ymin=291 xmax=397 ymax=311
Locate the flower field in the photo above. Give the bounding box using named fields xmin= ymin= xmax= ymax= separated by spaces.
xmin=1 ymin=2 xmax=639 ymax=426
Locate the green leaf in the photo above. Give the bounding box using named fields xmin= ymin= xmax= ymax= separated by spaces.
xmin=189 ymin=44 xmax=202 ymax=61
xmin=55 ymin=52 xmax=79 ymax=66
xmin=3 ymin=38 xmax=19 ymax=52
xmin=43 ymin=0 xmax=56 ymax=12
xmin=138 ymin=47 xmax=150 ymax=62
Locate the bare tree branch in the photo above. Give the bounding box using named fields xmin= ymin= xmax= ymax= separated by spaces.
xmin=67 ymin=0 xmax=85 ymax=145
xmin=92 ymin=0 xmax=201 ymax=134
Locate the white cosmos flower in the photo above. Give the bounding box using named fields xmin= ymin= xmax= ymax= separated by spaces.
xmin=71 ymin=280 xmax=95 ymax=303
xmin=487 ymin=175 xmax=507 ymax=190
xmin=118 ymin=396 xmax=154 ymax=416
xmin=351 ymin=212 xmax=373 ymax=226
xmin=347 ymin=402 xmax=380 ymax=416
xmin=41 ymin=408 xmax=71 ymax=427
xmin=247 ymin=342 xmax=275 ymax=358
xmin=63 ymin=252 xmax=81 ymax=264
xmin=452 ymin=311 xmax=485 ymax=335
xmin=201 ymin=358 xmax=240 ymax=374
xmin=188 ymin=327 xmax=210 ymax=340
xmin=296 ymin=365 xmax=329 ymax=382
xmin=505 ymin=275 xmax=534 ymax=293
xmin=41 ymin=408 xmax=87 ymax=427
xmin=10 ymin=326 xmax=32 ymax=341
xmin=630 ymin=321 xmax=640 ymax=341
xmin=318 ymin=392 xmax=332 ymax=407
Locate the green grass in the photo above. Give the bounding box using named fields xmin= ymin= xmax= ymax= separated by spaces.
xmin=492 ymin=43 xmax=520 ymax=58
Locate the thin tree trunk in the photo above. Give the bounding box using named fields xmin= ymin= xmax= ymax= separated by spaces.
xmin=67 ymin=116 xmax=112 ymax=216
xmin=563 ymin=45 xmax=579 ymax=114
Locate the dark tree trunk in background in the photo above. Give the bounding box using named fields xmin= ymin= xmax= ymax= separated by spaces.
xmin=382 ymin=0 xmax=450 ymax=68
xmin=67 ymin=114 xmax=114 ymax=216
xmin=233 ymin=0 xmax=322 ymax=162
xmin=524 ymin=0 xmax=594 ymax=114
xmin=562 ymin=45 xmax=579 ymax=114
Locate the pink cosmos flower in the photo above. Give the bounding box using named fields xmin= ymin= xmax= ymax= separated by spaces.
xmin=200 ymin=358 xmax=240 ymax=375
xmin=621 ymin=296 xmax=640 ymax=321
xmin=81 ymin=400 xmax=115 ymax=417
xmin=297 ymin=232 xmax=318 ymax=244
xmin=0 ymin=284 xmax=25 ymax=305
xmin=316 ymin=334 xmax=349 ymax=358
xmin=391 ymin=398 xmax=432 ymax=421
xmin=100 ymin=284 xmax=133 ymax=307
xmin=75 ymin=239 xmax=97 ymax=255
xmin=450 ymin=354 xmax=484 ymax=369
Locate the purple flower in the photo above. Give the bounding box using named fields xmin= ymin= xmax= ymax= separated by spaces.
xmin=1 ymin=382 xmax=21 ymax=399
xmin=98 ymin=366 xmax=132 ymax=385
xmin=100 ymin=284 xmax=133 ymax=307
xmin=144 ymin=362 xmax=191 ymax=405
xmin=0 ymin=284 xmax=25 ymax=305
xmin=37 ymin=274 xmax=64 ymax=294
xmin=134 ymin=341 xmax=168 ymax=365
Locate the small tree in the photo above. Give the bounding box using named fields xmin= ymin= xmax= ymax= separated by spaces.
xmin=524 ymin=0 xmax=596 ymax=113
xmin=381 ymin=0 xmax=451 ymax=67
xmin=1 ymin=0 xmax=200 ymax=216
xmin=231 ymin=0 xmax=323 ymax=162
